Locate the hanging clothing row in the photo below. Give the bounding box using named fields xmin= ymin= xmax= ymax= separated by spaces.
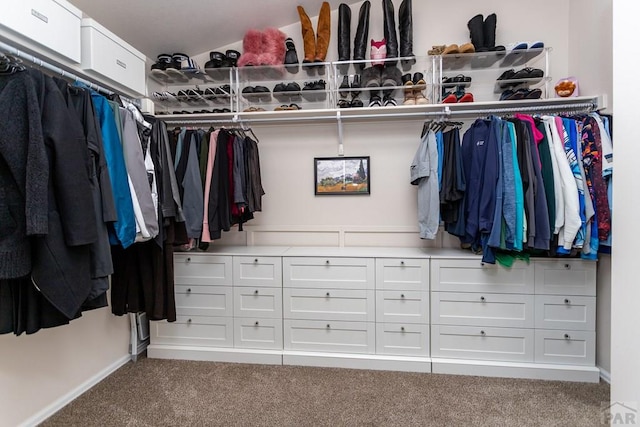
xmin=412 ymin=111 xmax=613 ymax=265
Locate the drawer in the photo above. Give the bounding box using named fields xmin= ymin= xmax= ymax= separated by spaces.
xmin=151 ymin=316 xmax=233 ymax=347
xmin=80 ymin=18 xmax=146 ymax=95
xmin=233 ymin=256 xmax=282 ymax=287
xmin=0 ymin=0 xmax=82 ymax=63
xmin=534 ymin=260 xmax=597 ymax=296
xmin=283 ymin=257 xmax=374 ymax=289
xmin=234 ymin=318 xmax=283 ymax=350
xmin=535 ymin=295 xmax=596 ymax=331
xmin=376 ymin=291 xmax=429 ymax=324
xmin=375 ymin=258 xmax=429 ymax=291
xmin=283 ymin=288 xmax=375 ymax=322
xmin=431 ymin=325 xmax=534 ymax=362
xmin=431 ymin=259 xmax=534 ymax=294
xmin=376 ymin=323 xmax=429 ymax=356
xmin=175 ymin=286 xmax=232 ymax=317
xmin=284 ymin=319 xmax=375 ymax=354
xmin=174 ymin=254 xmax=232 ymax=286
xmin=233 ymin=287 xmax=282 ymax=319
xmin=534 ymin=330 xmax=596 ymax=366
xmin=431 ymin=292 xmax=534 ymax=328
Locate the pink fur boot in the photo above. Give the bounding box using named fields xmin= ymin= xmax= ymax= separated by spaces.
xmin=237 ymin=29 xmax=263 ymax=67
xmin=258 ymin=27 xmax=286 ymax=66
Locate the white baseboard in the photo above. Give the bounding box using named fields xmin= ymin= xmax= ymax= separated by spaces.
xmin=19 ymin=355 xmax=131 ymax=427
xmin=600 ymin=367 xmax=611 ymax=384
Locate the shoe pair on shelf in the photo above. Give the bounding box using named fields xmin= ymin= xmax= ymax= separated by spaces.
xmin=502 ymin=41 xmax=544 ymax=66
xmin=273 ymin=82 xmax=302 ymax=102
xmin=402 ymin=72 xmax=428 ymax=106
xmin=495 ymin=67 xmax=544 ymax=92
xmin=242 ymin=85 xmax=271 ymax=102
xmin=204 ymin=50 xmax=241 ymax=80
xmin=337 ymin=74 xmax=363 ymax=108
xmin=442 ymin=88 xmax=474 ymax=103
xmin=274 ymin=103 xmax=301 ymax=111
xmin=302 ymin=80 xmax=327 ymax=102
xmin=151 ymin=53 xmax=203 ymax=82
xmin=369 ymin=93 xmax=397 ymax=108
xmin=500 ymin=88 xmax=542 ymax=101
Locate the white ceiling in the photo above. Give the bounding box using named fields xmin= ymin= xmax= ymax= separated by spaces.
xmin=68 ymin=0 xmax=364 ymax=60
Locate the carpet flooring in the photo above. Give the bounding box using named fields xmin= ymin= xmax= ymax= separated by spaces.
xmin=41 ymin=357 xmax=610 ymax=427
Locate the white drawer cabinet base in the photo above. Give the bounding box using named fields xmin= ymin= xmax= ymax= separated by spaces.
xmin=283 ymin=351 xmax=431 ymax=373
xmin=431 ymin=358 xmax=600 ymax=383
xmin=148 ymin=345 xmax=282 ymax=365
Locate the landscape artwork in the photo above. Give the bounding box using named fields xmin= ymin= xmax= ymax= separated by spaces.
xmin=314 ymin=156 xmax=370 ymax=195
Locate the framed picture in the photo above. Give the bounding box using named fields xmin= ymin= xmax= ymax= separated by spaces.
xmin=314 ymin=156 xmax=370 ymax=195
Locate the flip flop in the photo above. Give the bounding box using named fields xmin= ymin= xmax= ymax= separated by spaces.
xmin=501 ymin=42 xmax=528 ymax=66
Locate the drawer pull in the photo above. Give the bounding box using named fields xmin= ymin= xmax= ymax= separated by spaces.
xmin=400 ymin=294 xmax=405 ymax=298
xmin=401 ymin=326 xmax=405 ymax=331
xmin=326 ymin=324 xmax=331 ymax=328
xmin=400 ymin=261 xmax=405 ymax=265
xmin=255 ymin=321 xmax=259 ymax=326
xmin=480 ymin=296 xmax=485 ymax=302
xmin=31 ymin=9 xmax=48 ymax=23
xmin=254 ymin=258 xmax=258 ymax=263
xmin=187 ymin=288 xmax=192 ymax=293
xmin=254 ymin=290 xmax=259 ymax=295
xmin=480 ymin=330 xmax=486 ymax=336
xmin=326 ymin=292 xmax=330 ymax=297
xmin=187 ymin=318 xmax=192 ymax=323
xmin=564 ymin=263 xmax=571 ymax=270
xmin=564 ymin=298 xmax=570 ymax=304
xmin=326 ymin=260 xmax=330 ymax=264
xmin=186 ymin=257 xmax=191 ymax=263
xmin=564 ymin=333 xmax=570 ymax=339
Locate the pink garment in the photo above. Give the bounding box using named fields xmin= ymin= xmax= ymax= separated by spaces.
xmin=515 ymin=113 xmax=544 ymax=167
xmin=201 ymin=130 xmax=219 ymax=242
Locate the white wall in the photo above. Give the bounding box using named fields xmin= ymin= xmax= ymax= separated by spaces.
xmin=611 ymin=0 xmax=640 ymax=416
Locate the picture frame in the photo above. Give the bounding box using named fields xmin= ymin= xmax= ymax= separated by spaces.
xmin=314 ymin=156 xmax=370 ymax=195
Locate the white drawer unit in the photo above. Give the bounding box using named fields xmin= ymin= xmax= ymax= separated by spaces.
xmin=233 ymin=256 xmax=282 ymax=288
xmin=431 ymin=259 xmax=535 ymax=294
xmin=431 ymin=292 xmax=534 ymax=329
xmin=0 ymin=0 xmax=82 ymax=63
xmin=80 ymin=18 xmax=146 ymax=95
xmin=283 ymin=257 xmax=374 ymax=289
xmin=375 ymin=258 xmax=429 ymax=291
xmin=375 ymin=291 xmax=429 ymax=324
xmin=376 ymin=323 xmax=429 ymax=356
xmin=534 ymin=330 xmax=596 ymax=366
xmin=175 ymin=285 xmax=233 ymax=317
xmin=534 ymin=295 xmax=596 ymax=331
xmin=534 ymin=260 xmax=597 ymax=296
xmin=233 ymin=287 xmax=282 ymax=319
xmin=234 ymin=318 xmax=283 ymax=350
xmin=152 ymin=316 xmax=233 ymax=347
xmin=283 ymin=288 xmax=375 ymax=322
xmin=284 ymin=319 xmax=375 ymax=354
xmin=431 ymin=325 xmax=534 ymax=362
xmin=174 ymin=254 xmax=232 ymax=286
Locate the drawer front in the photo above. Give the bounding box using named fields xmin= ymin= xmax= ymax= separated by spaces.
xmin=431 ymin=292 xmax=534 ymax=328
xmin=233 ymin=287 xmax=282 ymax=319
xmin=534 ymin=260 xmax=597 ymax=296
xmin=534 ymin=330 xmax=596 ymax=366
xmin=283 ymin=257 xmax=374 ymax=289
xmin=431 ymin=325 xmax=534 ymax=362
xmin=151 ymin=316 xmax=233 ymax=347
xmin=234 ymin=318 xmax=283 ymax=350
xmin=535 ymin=295 xmax=596 ymax=331
xmin=376 ymin=323 xmax=429 ymax=356
xmin=375 ymin=291 xmax=429 ymax=324
xmin=375 ymin=258 xmax=429 ymax=291
xmin=174 ymin=254 xmax=232 ymax=286
xmin=431 ymin=259 xmax=534 ymax=294
xmin=284 ymin=288 xmax=374 ymax=322
xmin=284 ymin=319 xmax=375 ymax=354
xmin=175 ymin=286 xmax=232 ymax=317
xmin=233 ymin=256 xmax=282 ymax=287
xmin=1 ymin=0 xmax=82 ymax=63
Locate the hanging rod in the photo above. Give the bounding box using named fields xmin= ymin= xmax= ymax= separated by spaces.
xmin=0 ymin=40 xmax=116 ymax=97
xmin=436 ymin=101 xmax=599 ymax=118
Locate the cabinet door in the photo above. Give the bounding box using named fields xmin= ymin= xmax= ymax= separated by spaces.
xmin=431 ymin=292 xmax=534 ymax=328
xmin=534 ymin=260 xmax=597 ymax=296
xmin=233 ymin=287 xmax=282 ymax=319
xmin=151 ymin=316 xmax=233 ymax=347
xmin=234 ymin=318 xmax=283 ymax=350
xmin=233 ymin=256 xmax=282 ymax=287
xmin=375 ymin=258 xmax=429 ymax=291
xmin=174 ymin=285 xmax=232 ymax=317
xmin=376 ymin=323 xmax=429 ymax=356
xmin=283 ymin=288 xmax=375 ymax=322
xmin=283 ymin=257 xmax=374 ymax=289
xmin=534 ymin=330 xmax=596 ymax=366
xmin=284 ymin=319 xmax=375 ymax=354
xmin=431 ymin=259 xmax=534 ymax=294
xmin=535 ymin=295 xmax=596 ymax=331
xmin=375 ymin=291 xmax=429 ymax=324
xmin=174 ymin=254 xmax=232 ymax=286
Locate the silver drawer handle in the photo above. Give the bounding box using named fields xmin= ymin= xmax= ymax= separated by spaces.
xmin=187 ymin=318 xmax=192 ymax=323
xmin=400 ymin=294 xmax=405 ymax=298
xmin=564 ymin=333 xmax=570 ymax=339
xmin=400 ymin=261 xmax=405 ymax=265
xmin=480 ymin=296 xmax=485 ymax=302
xmin=186 ymin=257 xmax=191 ymax=263
xmin=254 ymin=258 xmax=258 ymax=263
xmin=326 ymin=260 xmax=330 ymax=264
xmin=564 ymin=298 xmax=570 ymax=304
xmin=255 ymin=321 xmax=259 ymax=326
xmin=480 ymin=330 xmax=486 ymax=336
xmin=564 ymin=264 xmax=571 ymax=270
xmin=187 ymin=288 xmax=192 ymax=293
xmin=326 ymin=292 xmax=330 ymax=297
xmin=401 ymin=326 xmax=405 ymax=331
xmin=254 ymin=290 xmax=259 ymax=295
xmin=326 ymin=324 xmax=331 ymax=328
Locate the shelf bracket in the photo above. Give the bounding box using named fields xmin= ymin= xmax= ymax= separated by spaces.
xmin=336 ymin=110 xmax=344 ymax=156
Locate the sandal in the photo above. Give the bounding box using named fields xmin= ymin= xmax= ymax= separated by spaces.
xmin=337 ymin=99 xmax=351 ymax=108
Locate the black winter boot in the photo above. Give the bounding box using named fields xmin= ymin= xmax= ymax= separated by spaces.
xmin=383 ymin=0 xmax=399 ymax=65
xmin=398 ymin=0 xmax=415 ymax=70
xmin=467 ymin=14 xmax=487 ymax=52
xmin=338 ymin=4 xmax=351 ymax=61
xmin=484 ymin=13 xmax=505 ymax=52
xmin=284 ymin=38 xmax=300 ymax=74
xmin=362 ymin=66 xmax=382 ymax=88
xmin=353 ymin=1 xmax=371 ymax=70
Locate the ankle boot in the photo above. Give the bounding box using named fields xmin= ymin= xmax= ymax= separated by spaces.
xmin=314 ymin=2 xmax=331 ymax=63
xmin=338 ymin=4 xmax=351 ymax=62
xmin=467 ymin=14 xmax=487 ymax=52
xmin=351 ymin=74 xmax=362 ymax=98
xmin=398 ymin=0 xmax=415 ymax=70
xmin=353 ymin=1 xmax=371 ymax=69
xmin=297 ymin=6 xmax=316 ymax=64
xmin=402 ymin=73 xmax=415 ymax=105
xmin=339 ymin=75 xmax=350 ymax=99
xmin=382 ymin=0 xmax=399 ymax=65
xmin=284 ymin=38 xmax=299 ymax=74
xmin=413 ymin=72 xmax=428 ymax=105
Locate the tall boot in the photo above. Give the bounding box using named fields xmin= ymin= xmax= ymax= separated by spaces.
xmin=382 ymin=0 xmax=399 ymax=65
xmin=314 ymin=2 xmax=331 ymax=63
xmin=338 ymin=3 xmax=351 ymax=74
xmin=483 ymin=13 xmax=504 ymax=52
xmin=297 ymin=6 xmax=316 ymax=64
xmin=353 ymin=1 xmax=371 ymax=70
xmin=398 ymin=0 xmax=415 ymax=70
xmin=467 ymin=14 xmax=486 ymax=52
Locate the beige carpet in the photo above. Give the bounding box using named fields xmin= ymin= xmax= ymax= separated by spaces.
xmin=41 ymin=356 xmax=609 ymax=427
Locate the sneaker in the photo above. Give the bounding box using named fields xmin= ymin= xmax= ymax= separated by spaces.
xmin=369 ymin=94 xmax=382 ymax=107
